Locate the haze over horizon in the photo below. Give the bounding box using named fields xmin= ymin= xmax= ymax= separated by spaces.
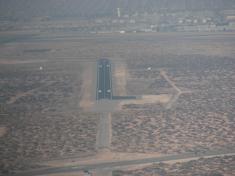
xmin=0 ymin=0 xmax=235 ymax=19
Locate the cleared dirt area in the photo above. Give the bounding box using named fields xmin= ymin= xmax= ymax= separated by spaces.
xmin=0 ymin=126 xmax=7 ymax=137
xmin=79 ymin=62 xmax=95 ymax=111
xmin=113 ymin=155 xmax=235 ymax=176
xmin=6 ymin=82 xmax=55 ymax=104
xmin=113 ymin=61 xmax=128 ymax=96
xmin=43 ymin=150 xmax=163 ymax=168
xmin=39 ymin=172 xmax=84 ymax=176
xmin=0 ymin=59 xmax=48 ymax=65
xmin=119 ymin=94 xmax=171 ymax=109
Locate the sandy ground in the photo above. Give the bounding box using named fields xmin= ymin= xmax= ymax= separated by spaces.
xmin=79 ymin=62 xmax=95 ymax=111
xmin=1 ymin=32 xmax=235 ymax=62
xmin=95 ymin=169 xmax=112 ymax=176
xmin=119 ymin=94 xmax=171 ymax=109
xmin=0 ymin=126 xmax=7 ymax=137
xmin=6 ymin=81 xmax=55 ymax=104
xmin=7 ymin=91 xmax=34 ymax=105
xmin=160 ymin=70 xmax=181 ymax=93
xmin=113 ymin=61 xmax=128 ymax=96
xmin=0 ymin=59 xmax=48 ymax=64
xmin=114 ymin=64 xmax=172 ymax=109
xmin=39 ymin=170 xmax=112 ymax=176
xmin=43 ymin=151 xmax=163 ymax=168
xmin=39 ymin=152 xmax=235 ymax=173
xmin=39 ymin=172 xmax=84 ymax=176
xmin=121 ymin=153 xmax=235 ymax=172
xmin=160 ymin=69 xmax=193 ymax=109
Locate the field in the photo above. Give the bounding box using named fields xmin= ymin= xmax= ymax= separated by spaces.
xmin=0 ymin=31 xmax=234 ymax=175
xmin=0 ymin=61 xmax=99 ymax=173
xmin=112 ymin=55 xmax=235 ymax=154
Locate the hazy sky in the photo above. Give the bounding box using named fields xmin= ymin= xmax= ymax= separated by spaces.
xmin=0 ymin=0 xmax=234 ymax=19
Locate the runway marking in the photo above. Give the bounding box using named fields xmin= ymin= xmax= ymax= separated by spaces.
xmin=96 ymin=59 xmax=113 ymax=100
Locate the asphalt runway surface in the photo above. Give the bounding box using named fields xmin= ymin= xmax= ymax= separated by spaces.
xmin=96 ymin=59 xmax=112 ymax=100
xmin=96 ymin=112 xmax=111 ymax=150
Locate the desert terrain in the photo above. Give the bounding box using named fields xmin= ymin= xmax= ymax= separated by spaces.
xmin=0 ymin=30 xmax=234 ymax=175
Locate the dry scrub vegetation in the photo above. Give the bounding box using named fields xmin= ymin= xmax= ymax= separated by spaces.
xmin=0 ymin=32 xmax=235 ymax=174
xmin=113 ymin=155 xmax=235 ymax=176
xmin=112 ymin=55 xmax=235 ymax=154
xmin=0 ymin=62 xmax=99 ymax=173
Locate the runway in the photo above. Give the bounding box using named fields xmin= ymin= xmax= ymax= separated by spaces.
xmin=96 ymin=59 xmax=112 ymax=100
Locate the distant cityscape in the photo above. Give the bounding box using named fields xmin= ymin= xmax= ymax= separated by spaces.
xmin=1 ymin=9 xmax=235 ymax=33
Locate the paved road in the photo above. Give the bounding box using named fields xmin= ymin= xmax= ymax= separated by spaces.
xmin=12 ymin=149 xmax=235 ymax=176
xmin=96 ymin=59 xmax=112 ymax=100
xmin=96 ymin=113 xmax=111 ymax=150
